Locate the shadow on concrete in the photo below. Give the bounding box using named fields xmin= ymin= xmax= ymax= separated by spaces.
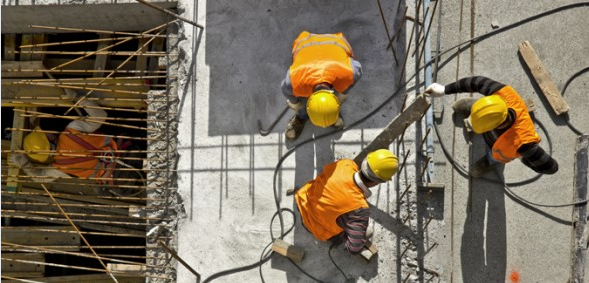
xmin=460 ymin=138 xmax=507 ymax=283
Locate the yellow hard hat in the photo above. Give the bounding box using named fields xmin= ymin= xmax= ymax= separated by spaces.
xmin=470 ymin=95 xmax=508 ymax=134
xmin=307 ymin=90 xmax=340 ymax=128
xmin=23 ymin=126 xmax=50 ymax=163
xmin=363 ymin=149 xmax=399 ymax=182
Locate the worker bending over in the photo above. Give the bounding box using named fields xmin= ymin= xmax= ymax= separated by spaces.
xmin=11 ymin=99 xmax=139 ymax=195
xmin=425 ymin=76 xmax=558 ymax=177
xmin=281 ymin=31 xmax=362 ymax=140
xmin=295 ymin=149 xmax=398 ymax=254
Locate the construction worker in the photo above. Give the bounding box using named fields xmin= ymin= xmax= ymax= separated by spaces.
xmin=11 ymin=99 xmax=140 ymax=195
xmin=281 ymin=31 xmax=362 ymax=140
xmin=295 ymin=149 xmax=398 ymax=254
xmin=425 ymin=76 xmax=558 ymax=177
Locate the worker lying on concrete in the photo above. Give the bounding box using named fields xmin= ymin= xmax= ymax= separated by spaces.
xmin=295 ymin=149 xmax=398 ymax=254
xmin=425 ymin=76 xmax=558 ymax=177
xmin=10 ymin=99 xmax=141 ymax=196
xmin=281 ymin=31 xmax=362 ymax=141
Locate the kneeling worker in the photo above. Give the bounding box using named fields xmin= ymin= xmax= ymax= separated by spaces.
xmin=295 ymin=149 xmax=398 ymax=254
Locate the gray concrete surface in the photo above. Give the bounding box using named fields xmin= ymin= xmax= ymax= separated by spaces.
xmin=171 ymin=0 xmax=589 ymax=282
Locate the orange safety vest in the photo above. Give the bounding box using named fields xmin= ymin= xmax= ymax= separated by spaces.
xmin=289 ymin=31 xmax=356 ymax=98
xmin=490 ymin=86 xmax=541 ymax=163
xmin=53 ymin=128 xmax=118 ymax=182
xmin=295 ymin=159 xmax=368 ymax=241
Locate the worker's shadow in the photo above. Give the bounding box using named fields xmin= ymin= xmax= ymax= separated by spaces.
xmin=460 ymin=135 xmax=507 ymax=283
xmin=273 ymin=126 xmax=369 ymax=282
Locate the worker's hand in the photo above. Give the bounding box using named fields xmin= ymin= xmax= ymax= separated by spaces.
xmin=424 ymin=83 xmax=446 ymax=97
xmin=287 ymin=100 xmax=302 ymax=112
xmin=336 ymin=92 xmax=347 ymax=104
xmin=9 ymin=153 xmax=31 ymax=168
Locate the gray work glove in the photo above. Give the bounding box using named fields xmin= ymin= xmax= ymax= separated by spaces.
xmin=287 ymin=100 xmax=302 ymax=112
xmin=9 ymin=153 xmax=31 ymax=168
xmin=424 ymin=83 xmax=446 ymax=97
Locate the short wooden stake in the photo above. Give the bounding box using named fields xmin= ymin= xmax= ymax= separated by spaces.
xmin=271 ymin=239 xmax=305 ymax=263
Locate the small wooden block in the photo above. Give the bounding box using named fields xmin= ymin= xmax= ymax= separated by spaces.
xmin=271 ymin=239 xmax=305 ymax=263
xmin=360 ymin=240 xmax=378 ymax=262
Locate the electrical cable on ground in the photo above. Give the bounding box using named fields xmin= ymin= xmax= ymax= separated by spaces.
xmin=560 ymin=66 xmax=589 ymax=136
xmin=200 ymin=2 xmax=589 ymax=282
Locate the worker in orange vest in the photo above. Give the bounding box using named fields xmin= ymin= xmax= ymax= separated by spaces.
xmin=295 ymin=149 xmax=398 ymax=254
xmin=11 ymin=99 xmax=140 ymax=195
xmin=425 ymin=76 xmax=558 ymax=177
xmin=281 ymin=31 xmax=363 ymax=140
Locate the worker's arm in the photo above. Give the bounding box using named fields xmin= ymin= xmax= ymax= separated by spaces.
xmin=281 ymin=71 xmax=298 ymax=103
xmin=426 ymin=76 xmax=506 ymax=97
xmin=10 ymin=153 xmax=72 ymax=183
xmin=518 ymin=143 xmax=559 ymax=174
xmin=340 ymin=59 xmax=363 ymax=94
xmin=444 ymin=76 xmax=506 ymax=96
xmin=67 ymin=100 xmax=107 ymax=133
xmin=336 ymin=208 xmax=370 ymax=255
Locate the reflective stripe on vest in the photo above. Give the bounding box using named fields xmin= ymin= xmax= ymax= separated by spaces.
xmin=295 ymin=159 xmax=368 ymax=241
xmin=289 ymin=32 xmax=355 ymax=98
xmin=52 ymin=128 xmax=118 ymax=180
xmin=491 ymin=86 xmax=541 ymax=163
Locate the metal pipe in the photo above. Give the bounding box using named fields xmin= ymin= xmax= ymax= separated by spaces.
xmin=424 ymin=0 xmax=435 ymax=183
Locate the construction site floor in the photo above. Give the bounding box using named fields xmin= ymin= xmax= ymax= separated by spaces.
xmin=174 ymin=1 xmax=589 ymax=282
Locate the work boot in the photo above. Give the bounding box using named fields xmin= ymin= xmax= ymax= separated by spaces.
xmin=470 ymin=156 xmax=498 ymax=178
xmin=452 ymin=98 xmax=478 ymax=116
xmin=285 ymin=115 xmax=305 ymax=140
xmin=332 ymin=115 xmax=344 ymax=130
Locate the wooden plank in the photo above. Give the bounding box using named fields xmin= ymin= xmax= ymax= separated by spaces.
xmin=31 ymin=34 xmax=48 ymax=61
xmin=4 ymin=34 xmax=16 ymax=61
xmin=354 ymin=94 xmax=431 ymax=165
xmin=107 ymin=263 xmax=146 ymax=275
xmin=13 ymin=185 xmax=141 ymax=206
xmin=6 ymin=107 xmax=25 ymax=192
xmin=360 ymin=240 xmax=378 ymax=262
xmin=271 ymin=239 xmax=305 ymax=263
xmin=135 ymin=37 xmax=150 ymax=75
xmin=94 ymin=35 xmax=111 ymax=78
xmin=1 ymin=226 xmax=80 ymax=251
xmin=0 ymin=274 xmax=145 ymax=283
xmin=2 ymin=192 xmax=130 ymax=216
xmin=1 ymin=253 xmax=45 ymax=278
xmin=518 ymin=41 xmax=569 ymax=115
xmin=1 ymin=139 xmax=10 ymax=159
xmin=1 ymin=61 xmax=46 ymax=78
xmin=571 ymin=135 xmax=588 ymax=283
xmin=19 ymin=34 xmax=34 ymax=61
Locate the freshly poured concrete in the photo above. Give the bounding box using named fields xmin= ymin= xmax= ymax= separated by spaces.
xmin=172 ymin=0 xmax=589 ymax=282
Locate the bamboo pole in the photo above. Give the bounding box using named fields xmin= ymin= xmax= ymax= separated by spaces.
xmin=3 ymin=244 xmax=148 ymax=249
xmin=17 ymin=110 xmax=167 ymax=123
xmin=20 ymin=36 xmax=123 ymax=48
xmin=10 ymin=80 xmax=168 ymax=88
xmin=14 ymin=82 xmax=154 ymax=96
xmin=66 ymin=24 xmax=171 ymax=115
xmin=0 ymin=227 xmax=150 ymax=238
xmin=7 ymin=128 xmax=166 ymax=141
xmin=1 ymin=191 xmax=165 ymax=202
xmin=12 ymin=112 xmax=153 ymax=131
xmin=1 ymin=258 xmax=171 ymax=279
xmin=13 ymin=75 xmax=168 ymax=82
xmin=2 ymin=242 xmax=150 ymax=266
xmin=2 ymin=178 xmax=154 ymax=191
xmin=29 ymin=24 xmax=169 ymax=37
xmin=40 ymin=184 xmax=120 ymax=283
xmin=0 ymin=164 xmax=174 ymax=173
xmin=11 ymin=50 xmax=170 ymax=56
xmin=4 ymin=69 xmax=167 ymax=74
xmin=3 ymin=212 xmax=164 ymax=226
xmin=1 ymin=209 xmax=168 ymax=222
xmin=135 ymin=0 xmax=203 ymax=28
